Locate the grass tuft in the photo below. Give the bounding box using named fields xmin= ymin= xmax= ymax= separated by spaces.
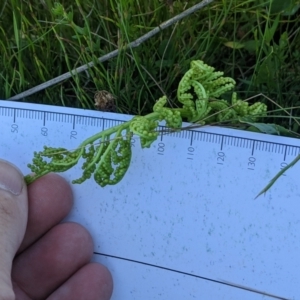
xmin=0 ymin=0 xmax=299 ymax=132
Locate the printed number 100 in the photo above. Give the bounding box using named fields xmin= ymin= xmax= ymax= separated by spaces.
xmin=157 ymin=142 xmax=165 ymax=155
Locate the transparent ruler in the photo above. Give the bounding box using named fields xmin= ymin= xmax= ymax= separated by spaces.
xmin=1 ymin=100 xmax=299 ymax=300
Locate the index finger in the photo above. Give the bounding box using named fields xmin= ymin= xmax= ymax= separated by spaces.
xmin=17 ymin=173 xmax=73 ymax=253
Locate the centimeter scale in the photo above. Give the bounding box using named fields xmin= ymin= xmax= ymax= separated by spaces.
xmin=0 ymin=100 xmax=300 ymax=300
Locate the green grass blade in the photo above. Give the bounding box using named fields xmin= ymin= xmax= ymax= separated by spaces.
xmin=255 ymin=153 xmax=300 ymax=199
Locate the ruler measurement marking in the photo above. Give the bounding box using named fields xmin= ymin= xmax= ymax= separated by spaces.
xmin=185 ymin=130 xmax=190 ymax=139
xmin=157 ymin=128 xmax=165 ymax=155
xmin=0 ymin=105 xmax=123 ymax=126
xmin=212 ymin=133 xmax=217 ymax=143
xmin=213 ymin=133 xmax=218 ymax=143
xmin=102 ymin=118 xmax=105 ymax=131
xmin=220 ymin=136 xmax=224 ymax=151
xmin=267 ymin=142 xmax=272 ymax=152
xmin=5 ymin=108 xmax=283 ymax=146
xmin=187 ymin=132 xmax=194 ymax=160
xmin=234 ymin=137 xmax=238 ymax=147
xmin=1 ymin=111 xmax=298 ymax=152
xmin=173 ymin=131 xmax=180 ymax=138
xmin=283 ymin=146 xmax=287 ymax=161
xmin=280 ymin=150 xmax=288 ymax=176
xmin=248 ymin=139 xmax=252 ymax=148
xmin=290 ymin=146 xmax=299 ymax=157
xmin=251 ymin=141 xmax=255 ymax=156
xmin=1 ymin=106 xmax=300 ymax=156
xmin=247 ymin=141 xmax=256 ymax=171
xmin=190 ymin=131 xmax=194 ymax=146
xmin=277 ymin=144 xmax=283 ymax=154
xmin=255 ymin=141 xmax=261 ymax=151
xmin=263 ymin=141 xmax=268 ymax=151
xmin=229 ymin=136 xmax=234 ymax=146
xmin=260 ymin=141 xmax=265 ymax=151
xmin=158 ymin=125 xmax=165 ymax=142
xmin=240 ymin=137 xmax=245 ymax=148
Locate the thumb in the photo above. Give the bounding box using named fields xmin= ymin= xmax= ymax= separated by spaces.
xmin=0 ymin=159 xmax=28 ymax=299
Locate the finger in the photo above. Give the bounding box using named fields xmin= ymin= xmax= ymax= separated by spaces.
xmin=12 ymin=222 xmax=93 ymax=299
xmin=0 ymin=159 xmax=28 ymax=298
xmin=47 ymin=263 xmax=113 ymax=300
xmin=18 ymin=173 xmax=73 ymax=253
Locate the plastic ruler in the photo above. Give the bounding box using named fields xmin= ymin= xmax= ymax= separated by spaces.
xmin=0 ymin=100 xmax=299 ymax=300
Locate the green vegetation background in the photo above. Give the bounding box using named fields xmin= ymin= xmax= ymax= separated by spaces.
xmin=1 ymin=0 xmax=300 ymax=131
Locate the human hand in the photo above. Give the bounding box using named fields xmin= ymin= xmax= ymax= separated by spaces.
xmin=0 ymin=159 xmax=113 ymax=300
